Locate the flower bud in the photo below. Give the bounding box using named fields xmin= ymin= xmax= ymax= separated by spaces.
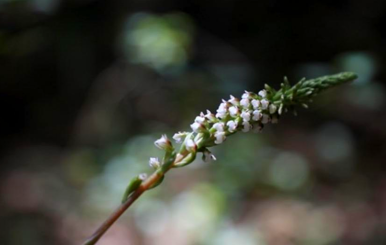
xmin=212 ymin=122 xmax=225 ymax=132
xmin=173 ymin=131 xmax=188 ymax=143
xmin=261 ymin=99 xmax=269 ymax=110
xmin=205 ymin=110 xmax=216 ymax=122
xmin=214 ymin=131 xmax=226 ymax=144
xmin=190 ymin=122 xmax=205 ymax=133
xmin=258 ymin=89 xmax=267 ymax=98
xmin=194 ymin=116 xmax=206 ymax=124
xmin=226 ymin=120 xmax=238 ymax=133
xmin=251 ymin=99 xmax=260 ymax=109
xmin=240 ymin=98 xmax=250 ymax=108
xmin=241 ymin=110 xmax=251 ymax=122
xmin=229 ymin=95 xmax=239 ymax=106
xmin=242 ymin=90 xmax=252 ymax=99
xmin=186 ymin=139 xmax=197 ymax=152
xmin=149 ymin=157 xmax=161 ymax=169
xmin=229 ymin=106 xmax=239 ymax=117
xmin=252 ymin=110 xmax=262 ymax=121
xmin=139 ymin=173 xmax=148 ymax=180
xmin=154 ymin=134 xmax=173 ymax=152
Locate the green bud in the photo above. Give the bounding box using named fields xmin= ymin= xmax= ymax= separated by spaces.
xmin=173 ymin=152 xmax=197 ymax=168
xmin=121 ymin=173 xmax=147 ymax=203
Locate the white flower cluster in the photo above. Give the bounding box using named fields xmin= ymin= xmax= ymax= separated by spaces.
xmin=150 ymin=89 xmax=280 ymax=167
xmin=188 ymin=89 xmax=278 ymax=144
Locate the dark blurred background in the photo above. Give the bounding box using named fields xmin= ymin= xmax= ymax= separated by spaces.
xmin=1 ymin=0 xmax=386 ymax=244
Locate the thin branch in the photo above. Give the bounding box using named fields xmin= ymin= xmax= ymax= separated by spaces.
xmin=82 ymin=153 xmax=185 ymax=245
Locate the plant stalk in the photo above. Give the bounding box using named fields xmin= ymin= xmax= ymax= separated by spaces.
xmin=82 ymin=153 xmax=185 ymax=245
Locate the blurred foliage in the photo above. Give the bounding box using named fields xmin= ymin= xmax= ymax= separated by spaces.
xmin=1 ymin=0 xmax=386 ymax=245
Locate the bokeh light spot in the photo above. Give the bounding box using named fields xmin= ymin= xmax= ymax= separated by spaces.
xmin=268 ymin=152 xmax=309 ymax=191
xmin=122 ymin=12 xmax=194 ymax=74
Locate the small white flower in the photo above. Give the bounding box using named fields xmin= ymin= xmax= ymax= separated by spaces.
xmin=229 ymin=106 xmax=239 ymax=117
xmin=242 ymin=121 xmax=251 ymax=132
xmin=229 ymin=95 xmax=239 ymax=106
xmin=186 ymin=139 xmax=197 ymax=152
xmin=214 ymin=131 xmax=226 ymax=144
xmin=252 ymin=110 xmax=262 ymax=121
xmin=251 ymin=99 xmax=260 ymax=109
xmin=216 ymin=104 xmax=228 ymax=119
xmin=154 ymin=134 xmax=172 ymax=151
xmin=212 ymin=122 xmax=225 ymax=132
xmin=226 ymin=120 xmax=238 ymax=133
xmin=218 ymin=102 xmax=227 ymax=111
xmin=173 ymin=132 xmax=187 ymax=143
xmin=258 ymin=89 xmax=267 ymax=98
xmin=241 ymin=110 xmax=251 ymax=122
xmin=149 ymin=157 xmax=160 ymax=169
xmin=190 ymin=122 xmax=203 ymax=133
xmin=205 ymin=110 xmax=216 ymax=121
xmin=261 ymin=114 xmax=270 ymax=124
xmin=139 ymin=173 xmax=148 ymax=180
xmin=202 ymin=149 xmax=216 ymax=162
xmin=242 ymin=90 xmax=251 ymax=99
xmin=195 ymin=116 xmax=206 ymax=123
xmin=240 ymin=98 xmax=250 ymax=108
xmin=216 ymin=111 xmax=227 ymax=119
xmin=269 ymin=104 xmax=277 ymax=114
xmin=261 ymin=99 xmax=269 ymax=110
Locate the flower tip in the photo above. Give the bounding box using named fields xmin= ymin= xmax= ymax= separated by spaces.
xmin=154 ymin=134 xmax=172 ymax=151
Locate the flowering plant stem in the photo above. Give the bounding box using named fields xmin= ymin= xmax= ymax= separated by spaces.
xmin=82 ymin=72 xmax=357 ymax=245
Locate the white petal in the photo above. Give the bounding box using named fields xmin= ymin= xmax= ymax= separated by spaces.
xmin=139 ymin=173 xmax=148 ymax=180
xmin=205 ymin=110 xmax=216 ymax=121
xmin=251 ymin=99 xmax=260 ymax=109
xmin=252 ymin=110 xmax=262 ymax=121
xmin=149 ymin=157 xmax=160 ymax=168
xmin=261 ymin=99 xmax=269 ymax=110
xmin=226 ymin=120 xmax=237 ymax=132
xmin=229 ymin=95 xmax=239 ymax=106
xmin=240 ymin=98 xmax=250 ymax=108
xmin=241 ymin=111 xmax=251 ymax=122
xmin=242 ymin=91 xmax=250 ymax=99
xmin=212 ymin=122 xmax=225 ymax=132
xmin=173 ymin=132 xmax=187 ymax=143
xmin=190 ymin=122 xmax=202 ymax=133
xmin=258 ymin=90 xmax=267 ymax=98
xmin=229 ymin=106 xmax=239 ymax=117
xmin=214 ymin=131 xmax=226 ymax=144
xmin=186 ymin=139 xmax=196 ymax=152
xmin=195 ymin=116 xmax=206 ymax=123
xmin=154 ymin=134 xmax=171 ymax=150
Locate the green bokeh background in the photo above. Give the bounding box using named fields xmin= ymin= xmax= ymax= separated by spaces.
xmin=1 ymin=1 xmax=386 ymax=244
